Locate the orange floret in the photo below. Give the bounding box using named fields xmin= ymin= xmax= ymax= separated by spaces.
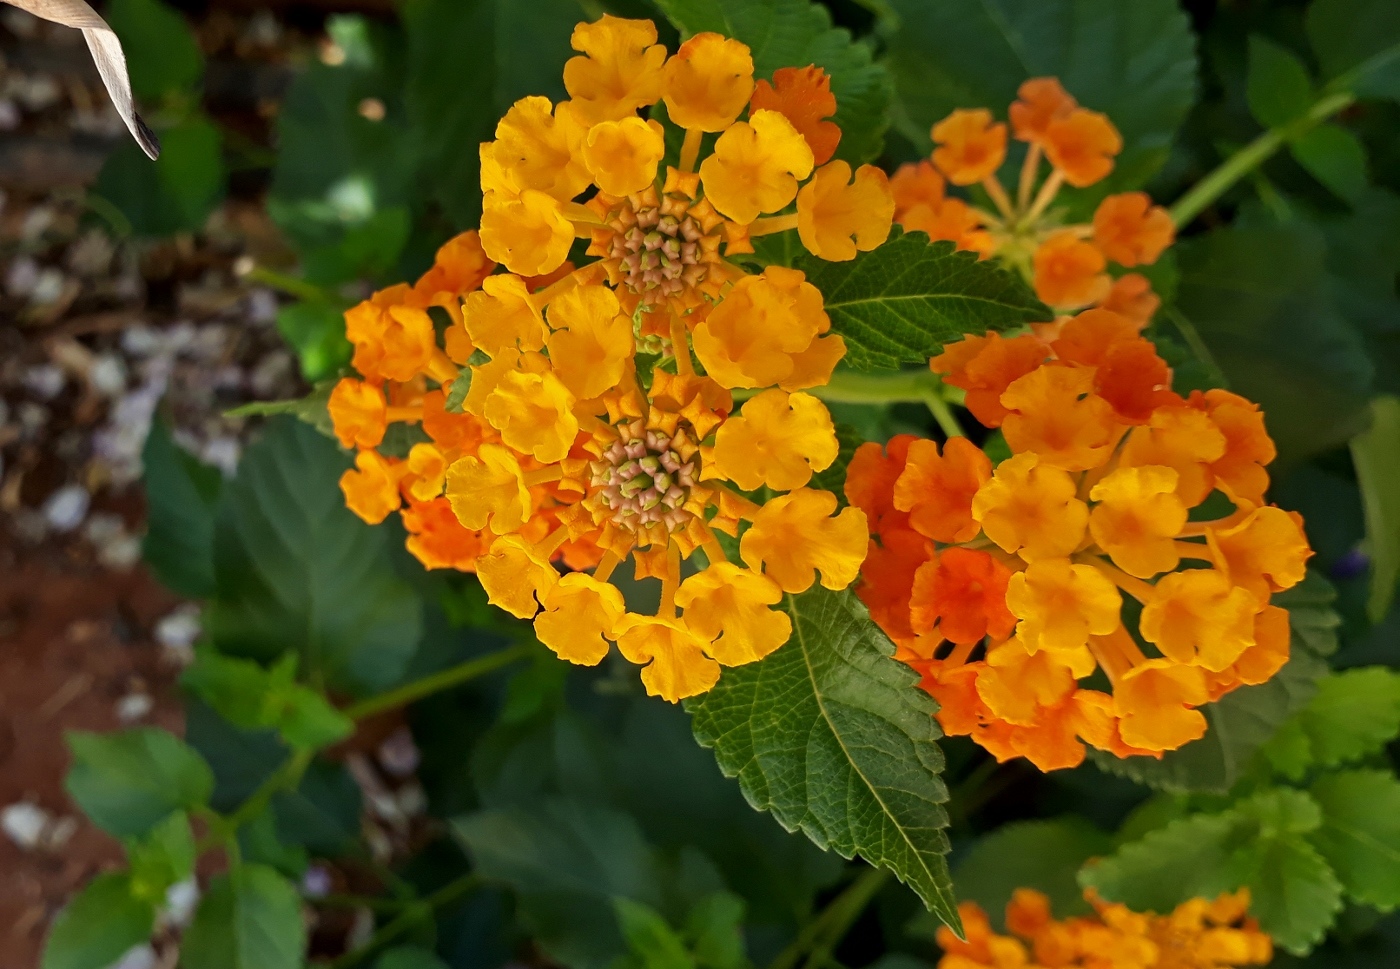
xmin=1009 ymin=77 xmax=1077 ymax=143
xmin=930 ymin=108 xmax=1007 ymax=185
xmin=930 ymin=332 xmax=1050 ymax=427
xmin=845 ymin=435 xmax=918 ymax=536
xmin=1043 ymin=108 xmax=1122 ymax=187
xmin=1093 ymin=192 xmax=1175 ymax=267
xmin=1033 ymin=230 xmax=1111 ymax=310
xmin=1097 ymin=273 xmax=1160 ymax=330
xmin=750 ymin=65 xmax=842 ymax=165
xmin=892 ymin=437 xmax=993 ymax=543
xmin=909 ymin=548 xmax=1016 ymax=644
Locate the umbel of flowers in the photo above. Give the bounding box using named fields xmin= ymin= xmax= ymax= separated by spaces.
xmin=327 ymin=16 xmax=895 ymax=702
xmin=892 ymin=77 xmax=1173 ymax=328
xmin=937 ymin=888 xmax=1273 ymax=969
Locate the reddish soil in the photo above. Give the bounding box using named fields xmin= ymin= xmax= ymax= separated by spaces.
xmin=0 ymin=538 xmax=184 ymax=969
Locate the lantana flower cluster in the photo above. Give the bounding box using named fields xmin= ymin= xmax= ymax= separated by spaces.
xmin=892 ymin=77 xmax=1173 ymax=328
xmin=847 ymin=310 xmax=1313 ymax=771
xmin=938 ymin=888 xmax=1273 ymax=969
xmin=329 ymin=15 xmax=896 ymax=702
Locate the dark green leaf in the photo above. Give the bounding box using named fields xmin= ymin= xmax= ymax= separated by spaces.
xmin=1309 ymin=770 xmax=1400 ymax=911
xmin=807 ymin=422 xmax=862 ymax=504
xmin=1092 ymin=573 xmax=1338 ymax=793
xmin=796 ymin=231 xmax=1048 ymax=371
xmin=41 ymin=873 xmax=156 ymax=969
xmin=878 ymin=0 xmax=1197 ymax=193
xmin=272 ymin=761 xmax=364 ymax=856
xmin=687 ymin=585 xmax=958 ymax=931
xmin=653 ymin=0 xmax=891 ymax=163
xmin=615 ymin=898 xmax=695 ymax=969
xmin=1351 ymin=396 xmax=1400 ymax=621
xmin=1305 ymin=0 xmax=1400 ymax=102
xmin=238 ymin=809 xmax=309 ymax=878
xmin=94 ymin=114 xmax=225 ymax=237
xmin=182 ymin=865 xmax=306 ymax=969
xmin=1247 ymin=36 xmax=1314 ymax=129
xmin=183 ymin=650 xmax=354 ymax=752
xmin=276 ymin=300 xmax=353 ymax=382
xmin=376 ymin=948 xmax=452 ymax=969
xmin=184 ymin=698 xmax=285 ymax=813
xmin=206 ymin=417 xmax=423 ymax=695
xmin=66 ymin=729 xmax=214 ymax=838
xmin=454 ymin=799 xmax=664 ymax=969
xmin=142 ymin=419 xmax=222 ymax=599
xmin=1174 ymin=223 xmax=1374 ymax=463
xmin=1291 ymin=123 xmax=1370 ymax=203
xmin=105 ymin=0 xmax=203 ymax=101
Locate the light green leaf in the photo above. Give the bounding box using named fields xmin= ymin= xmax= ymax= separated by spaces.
xmin=687 ymin=585 xmax=958 ymax=932
xmin=1351 ymin=396 xmax=1400 ymax=621
xmin=1305 ymin=0 xmax=1400 ymax=102
xmin=454 ymin=799 xmax=665 ymax=969
xmin=615 ymin=898 xmax=696 ymax=969
xmin=1230 ymin=827 xmax=1343 ymax=954
xmin=1092 ymin=574 xmax=1337 ymax=793
xmin=182 ymin=865 xmax=306 ymax=969
xmin=653 ymin=0 xmax=891 ymax=163
xmin=276 ymin=300 xmax=353 ymax=382
xmin=127 ymin=812 xmax=196 ymax=904
xmin=65 ymin=729 xmax=214 ymax=838
xmin=877 ymin=0 xmax=1197 ymax=194
xmin=795 ymin=230 xmax=1048 ymax=371
xmin=1247 ymin=36 xmax=1314 ymax=129
xmin=183 ymin=650 xmax=354 ymax=752
xmin=1081 ymin=811 xmax=1244 ymax=914
xmin=685 ymin=892 xmax=746 ymax=969
xmin=105 ymin=0 xmax=203 ymax=101
xmin=1309 ymin=770 xmax=1400 ymax=911
xmin=1291 ymin=123 xmax=1370 ymax=204
xmin=94 ymin=114 xmax=225 ymax=237
xmin=142 ymin=419 xmax=222 ymax=599
xmin=42 ymin=874 xmax=156 ymax=969
xmin=206 ymin=417 xmax=423 ymax=695
xmin=945 ymin=818 xmax=1112 ymax=930
xmin=1262 ymin=668 xmax=1400 ymax=780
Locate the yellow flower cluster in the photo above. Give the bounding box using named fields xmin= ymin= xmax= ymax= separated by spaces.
xmin=330 ymin=16 xmax=897 ymax=701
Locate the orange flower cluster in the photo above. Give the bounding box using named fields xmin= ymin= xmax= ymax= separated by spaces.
xmin=891 ymin=78 xmax=1173 ymax=326
xmin=328 ymin=16 xmax=891 ymax=703
xmin=938 ymin=889 xmax=1273 ymax=969
xmin=846 ymin=312 xmax=1312 ymax=770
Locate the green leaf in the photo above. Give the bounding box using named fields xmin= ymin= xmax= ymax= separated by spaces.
xmin=685 ymin=893 xmax=746 ymax=969
xmin=183 ymin=649 xmax=354 ymax=752
xmin=225 ymin=382 xmax=336 ymax=439
xmin=1092 ymin=573 xmax=1338 ymax=793
xmin=795 ymin=231 xmax=1048 ymax=371
xmin=445 ymin=369 xmax=474 ymax=414
xmin=105 ymin=0 xmax=203 ymax=101
xmin=1082 ymin=811 xmax=1244 ymax=915
xmin=1305 ymin=0 xmax=1400 ymax=102
xmin=1291 ymin=123 xmax=1370 ymax=204
xmin=945 ymin=818 xmax=1112 ymax=930
xmin=272 ymin=762 xmax=364 ymax=855
xmin=1309 ymin=770 xmax=1400 ymax=911
xmin=238 ymin=809 xmax=309 ymax=878
xmin=653 ymin=0 xmax=891 ymax=163
xmin=615 ymin=898 xmax=696 ymax=969
xmin=66 ymin=729 xmax=214 ymax=838
xmin=1174 ymin=223 xmax=1374 ymax=463
xmin=376 ymin=948 xmax=452 ymax=969
xmin=687 ymin=585 xmax=958 ymax=931
xmin=1247 ymin=36 xmax=1314 ymax=129
xmin=453 ymin=799 xmax=665 ymax=969
xmin=276 ymin=300 xmax=353 ymax=382
xmin=127 ymin=812 xmax=196 ymax=904
xmin=182 ymin=865 xmax=306 ymax=969
xmin=1351 ymin=396 xmax=1400 ymax=621
xmin=1262 ymin=668 xmax=1400 ymax=781
xmin=206 ymin=417 xmax=423 ymax=695
xmin=42 ymin=873 xmax=156 ymax=969
xmin=1231 ymin=825 xmax=1344 ymax=954
xmin=878 ymin=0 xmax=1197 ymax=194
xmin=142 ymin=419 xmax=222 ymax=599
xmin=94 ymin=114 xmax=226 ymax=237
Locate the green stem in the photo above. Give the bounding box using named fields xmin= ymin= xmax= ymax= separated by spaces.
xmin=1169 ymin=90 xmax=1355 ymax=228
xmin=769 ymin=867 xmax=891 ymax=969
xmin=343 ymin=644 xmax=533 ymax=721
xmin=199 ymin=747 xmax=315 ymax=853
xmin=922 ymin=393 xmax=965 ymax=439
xmin=1164 ymin=307 xmax=1228 ymax=389
xmin=330 ymin=874 xmax=481 ymax=969
xmin=808 ymin=368 xmax=945 ymax=405
xmin=241 ymin=265 xmax=339 ymax=305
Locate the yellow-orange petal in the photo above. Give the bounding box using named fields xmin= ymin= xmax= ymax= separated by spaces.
xmin=535 ymin=572 xmax=626 ymax=665
xmin=699 ymin=108 xmax=815 ymax=224
xmin=796 ymin=161 xmax=894 ymax=262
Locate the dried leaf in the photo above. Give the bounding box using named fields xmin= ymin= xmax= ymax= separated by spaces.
xmin=2 ymin=0 xmax=160 ymax=159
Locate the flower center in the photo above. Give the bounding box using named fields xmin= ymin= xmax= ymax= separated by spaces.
xmin=605 ymin=200 xmax=713 ymax=308
xmin=590 ymin=419 xmax=699 ymax=533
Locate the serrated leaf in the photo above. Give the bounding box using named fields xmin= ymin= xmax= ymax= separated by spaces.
xmin=1351 ymin=396 xmax=1400 ymax=621
xmin=795 ymin=231 xmax=1048 ymax=371
xmin=1247 ymin=35 xmax=1314 ymax=129
xmin=1082 ymin=811 xmax=1245 ymax=914
xmin=182 ymin=864 xmax=306 ymax=969
xmin=142 ymin=419 xmax=222 ymax=599
xmin=454 ymin=799 xmax=665 ymax=969
xmin=1309 ymin=770 xmax=1400 ymax=911
xmin=1092 ymin=574 xmax=1337 ymax=793
xmin=206 ymin=417 xmax=423 ymax=695
xmin=878 ymin=0 xmax=1197 ymax=195
xmin=1271 ymin=668 xmax=1400 ymax=778
xmin=1231 ymin=828 xmax=1344 ymax=954
xmin=686 ymin=585 xmax=957 ymax=931
xmin=654 ymin=0 xmax=891 ymax=164
xmin=1305 ymin=0 xmax=1400 ymax=102
xmin=615 ymin=898 xmax=695 ymax=969
xmin=42 ymin=874 xmax=156 ymax=969
xmin=66 ymin=729 xmax=214 ymax=838
xmin=1291 ymin=123 xmax=1370 ymax=204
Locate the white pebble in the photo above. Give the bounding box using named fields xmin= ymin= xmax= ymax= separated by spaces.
xmin=107 ymin=944 xmax=157 ymax=969
xmin=43 ymin=484 xmax=89 ymax=532
xmin=29 ymin=266 xmax=65 ymax=304
xmin=5 ymin=255 xmax=38 ymax=297
xmin=155 ymin=604 xmax=202 ymax=664
xmin=0 ymin=98 xmax=17 ymax=131
xmin=116 ymin=693 xmax=153 ymax=723
xmin=202 ymin=437 xmax=241 ymax=476
xmin=22 ymin=363 xmax=64 ymax=399
xmin=1 ymin=802 xmax=50 ymax=849
xmin=163 ymin=879 xmax=200 ymax=929
xmin=88 ymin=354 xmax=128 ymax=397
xmin=246 ymin=287 xmax=279 ymax=325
